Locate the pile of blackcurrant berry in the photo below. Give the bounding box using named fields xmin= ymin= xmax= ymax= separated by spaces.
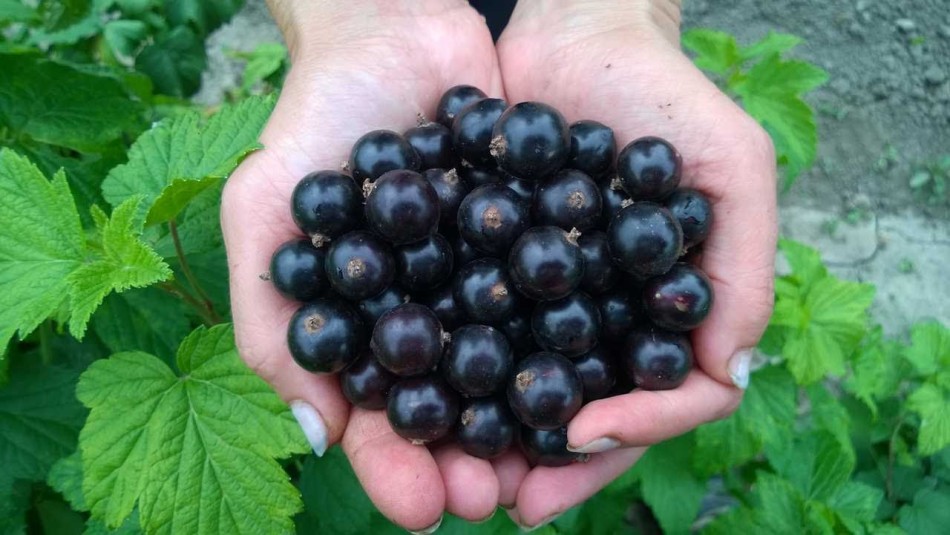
xmin=270 ymin=85 xmax=714 ymax=466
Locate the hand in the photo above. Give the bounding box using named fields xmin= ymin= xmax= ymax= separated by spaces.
xmin=495 ymin=0 xmax=777 ymax=527
xmin=221 ymin=1 xmax=507 ymax=530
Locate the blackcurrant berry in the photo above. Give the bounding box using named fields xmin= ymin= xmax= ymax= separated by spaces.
xmin=457 ymin=183 xmax=530 ymax=256
xmin=573 ymin=346 xmax=616 ymax=402
xmin=436 ymin=85 xmax=487 ymax=127
xmin=405 ymin=122 xmax=457 ymax=170
xmin=616 ymin=137 xmax=682 ymax=200
xmin=357 ymin=284 xmax=409 ymax=326
xmin=459 ymin=166 xmax=502 ymax=188
xmin=341 ymin=351 xmax=397 ymax=410
xmin=454 ymin=258 xmax=520 ymax=324
xmin=566 ymin=120 xmax=616 ymax=179
xmin=365 ymin=169 xmax=440 ymax=245
xmin=531 ymin=292 xmax=601 ymax=357
xmin=620 ymin=327 xmax=693 ymax=390
xmin=642 ymin=263 xmax=713 ymax=331
xmin=521 ymin=426 xmax=588 ymax=467
xmin=665 ymin=188 xmax=713 ymax=250
xmin=499 ymin=305 xmax=536 ymax=355
xmin=508 ymin=226 xmax=585 ymax=301
xmin=491 ymin=102 xmax=570 ymax=180
xmin=508 ymin=352 xmax=583 ymax=430
xmin=325 ymin=231 xmax=395 ymax=301
xmin=533 ymin=169 xmax=602 ymax=231
xmin=452 ymin=232 xmax=484 ymax=266
xmin=291 ymin=170 xmax=362 ymax=245
xmin=606 ymin=202 xmax=683 ymax=279
xmin=420 ymin=283 xmax=466 ymax=332
xmin=395 ymin=234 xmax=454 ymax=292
xmin=269 ymin=238 xmax=328 ymax=301
xmin=577 ymin=230 xmax=620 ymax=295
xmin=501 ymin=171 xmax=537 ymax=204
xmin=453 ymin=98 xmax=508 ymax=168
xmin=288 ymin=299 xmax=365 ymax=373
xmin=423 ymin=168 xmax=470 ymax=229
xmin=597 ymin=289 xmax=640 ymax=342
xmin=600 ymin=180 xmax=630 ymax=222
xmin=387 ymin=376 xmax=459 ymax=444
xmin=372 ymin=303 xmax=445 ymax=376
xmin=457 ymin=397 xmax=518 ymax=459
xmin=348 ymin=130 xmax=421 ymax=182
xmin=441 ymin=324 xmax=513 ymax=397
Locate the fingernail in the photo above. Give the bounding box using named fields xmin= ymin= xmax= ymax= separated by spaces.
xmin=519 ymin=512 xmax=562 ymax=532
xmin=728 ymin=349 xmax=753 ymax=390
xmin=567 ymin=437 xmax=621 ymax=454
xmin=408 ymin=515 xmax=443 ymax=535
xmin=290 ymin=400 xmax=328 ymax=457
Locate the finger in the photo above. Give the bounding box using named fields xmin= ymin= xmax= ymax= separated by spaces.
xmin=431 ymin=445 xmax=500 ymax=521
xmin=342 ymin=408 xmax=446 ymax=531
xmin=566 ymin=371 xmax=741 ymax=453
xmin=491 ymin=449 xmax=531 ymax=508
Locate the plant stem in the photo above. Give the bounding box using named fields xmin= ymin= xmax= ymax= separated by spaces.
xmin=39 ymin=321 xmax=53 ymax=366
xmin=169 ymin=220 xmax=222 ymax=324
xmin=886 ymin=412 xmax=907 ymax=501
xmin=160 ymin=281 xmax=217 ymax=327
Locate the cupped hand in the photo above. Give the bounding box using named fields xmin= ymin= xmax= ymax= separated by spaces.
xmin=221 ymin=1 xmax=505 ymax=530
xmin=495 ymin=0 xmax=778 ymax=527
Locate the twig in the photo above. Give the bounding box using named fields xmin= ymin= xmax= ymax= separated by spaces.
xmin=169 ymin=221 xmax=222 ymax=324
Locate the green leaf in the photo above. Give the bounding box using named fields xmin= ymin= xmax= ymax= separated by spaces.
xmin=906 ymin=383 xmax=950 ymax=455
xmin=778 ymin=238 xmax=827 ymax=290
xmin=828 ymin=481 xmax=883 ymax=525
xmin=766 ymin=431 xmax=855 ymax=502
xmin=553 ymin=492 xmax=633 ymax=535
xmin=432 ymin=513 xmax=518 ymax=535
xmin=737 ymin=55 xmax=828 ymax=95
xmin=903 ymin=321 xmax=950 ymax=377
xmin=0 ymin=149 xmax=85 ymax=356
xmin=0 ymin=478 xmax=31 ymax=535
xmin=84 ymin=510 xmax=143 ymax=535
xmin=134 ymin=26 xmax=206 ymax=97
xmin=296 ymin=447 xmax=378 ymax=535
xmin=739 ymin=32 xmax=803 ymax=60
xmin=101 ymin=19 xmax=148 ymax=67
xmin=631 ymin=433 xmax=705 ymax=534
xmin=48 ymin=451 xmax=86 ymax=511
xmin=0 ymin=0 xmax=38 ymax=23
xmin=807 ymin=383 xmax=853 ymax=449
xmin=164 ymin=0 xmax=243 ymax=36
xmin=753 ymin=472 xmax=807 ymax=532
xmin=100 ymin=95 xmax=274 ymax=224
xmin=898 ymin=487 xmax=950 ymax=535
xmin=681 ymin=29 xmax=740 ymax=74
xmin=28 ymin=9 xmax=103 ymax=46
xmin=0 ymin=55 xmax=142 ymax=152
xmin=77 ymin=324 xmax=309 ymax=534
xmin=845 ymin=327 xmax=909 ymax=415
xmin=235 ymin=43 xmax=287 ymax=91
xmin=91 ymin=287 xmax=190 ymax=364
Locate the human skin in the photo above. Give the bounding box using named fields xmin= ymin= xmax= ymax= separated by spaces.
xmin=221 ymin=0 xmax=777 ymax=531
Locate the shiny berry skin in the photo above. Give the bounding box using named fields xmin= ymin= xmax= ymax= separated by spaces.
xmin=457 ymin=184 xmax=530 ymax=256
xmin=341 ymin=351 xmax=397 ymax=410
xmin=577 ymin=230 xmax=620 ymax=295
xmin=566 ymin=120 xmax=616 ymax=179
xmin=449 ymin=233 xmax=482 ymax=268
xmin=499 ymin=305 xmax=536 ymax=355
xmin=424 ymin=168 xmax=470 ymax=229
xmin=436 ymin=85 xmax=487 ymax=127
xmin=531 ymin=292 xmax=601 ymax=357
xmin=491 ymin=102 xmax=570 ymax=180
xmin=357 ymin=284 xmax=409 ymax=326
xmin=665 ymin=188 xmax=713 ymax=250
xmin=607 ymin=202 xmax=683 ymax=279
xmin=269 ymin=239 xmax=328 ymax=301
xmin=291 ymin=171 xmax=362 ymax=244
xmin=521 ymin=426 xmax=588 ymax=467
xmin=387 ymin=376 xmax=459 ymax=444
xmin=325 ymin=231 xmax=395 ymax=301
xmin=616 ymin=137 xmax=682 ymax=200
xmin=365 ymin=170 xmax=440 ymax=245
xmin=600 ymin=180 xmax=630 ymax=221
xmin=288 ymin=299 xmax=365 ymax=373
xmin=533 ymin=169 xmax=602 ymax=232
xmin=454 ymin=258 xmax=520 ymax=324
xmin=453 ymin=98 xmax=508 ymax=168
xmin=642 ymin=263 xmax=713 ymax=331
xmin=348 ymin=130 xmax=421 ymax=182
xmin=395 ymin=234 xmax=454 ymax=292
xmin=421 ymin=283 xmax=466 ymax=332
xmin=507 ymin=352 xmax=583 ymax=430
xmin=405 ymin=122 xmax=457 ymax=170
xmin=620 ymin=327 xmax=693 ymax=390
xmin=457 ymin=397 xmax=518 ymax=459
xmin=597 ymin=289 xmax=640 ymax=342
xmin=573 ymin=346 xmax=616 ymax=402
xmin=459 ymin=166 xmax=502 ymax=188
xmin=508 ymin=226 xmax=585 ymax=301
xmin=372 ymin=303 xmax=445 ymax=376
xmin=441 ymin=324 xmax=513 ymax=397
xmin=502 ymin=172 xmax=537 ymax=204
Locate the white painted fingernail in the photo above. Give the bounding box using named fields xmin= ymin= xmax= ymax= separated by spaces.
xmin=728 ymin=349 xmax=753 ymax=390
xmin=567 ymin=437 xmax=621 ymax=454
xmin=408 ymin=515 xmax=443 ymax=535
xmin=519 ymin=512 xmax=562 ymax=532
xmin=290 ymin=400 xmax=328 ymax=457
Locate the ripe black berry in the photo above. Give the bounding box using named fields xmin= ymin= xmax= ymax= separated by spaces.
xmin=665 ymin=188 xmax=713 ymax=250
xmin=566 ymin=120 xmax=616 ymax=179
xmin=365 ymin=170 xmax=440 ymax=245
xmin=459 ymin=166 xmax=502 ymax=188
xmin=453 ymin=98 xmax=508 ymax=168
xmin=341 ymin=351 xmax=397 ymax=410
xmin=269 ymin=238 xmax=328 ymax=301
xmin=452 ymin=232 xmax=483 ymax=266
xmin=423 ymin=168 xmax=470 ymax=229
xmin=372 ymin=303 xmax=445 ymax=376
xmin=348 ymin=130 xmax=420 ymax=182
xmin=357 ymin=284 xmax=409 ymax=326
xmin=577 ymin=230 xmax=620 ymax=295
xmin=454 ymin=258 xmax=520 ymax=324
xmin=573 ymin=346 xmax=616 ymax=402
xmin=421 ymin=283 xmax=466 ymax=332
xmin=597 ymin=289 xmax=640 ymax=342
xmin=387 ymin=376 xmax=459 ymax=444
xmin=600 ymin=180 xmax=630 ymax=222
xmin=502 ymin=172 xmax=537 ymax=204
xmin=521 ymin=426 xmax=588 ymax=467
xmin=620 ymin=327 xmax=693 ymax=390
xmin=607 ymin=202 xmax=683 ymax=279
xmin=642 ymin=263 xmax=713 ymax=331
xmin=395 ymin=234 xmax=454 ymax=292
xmin=508 ymin=226 xmax=585 ymax=301
xmin=616 ymin=137 xmax=682 ymax=200
xmin=436 ymin=85 xmax=487 ymax=127
xmin=325 ymin=231 xmax=395 ymax=301
xmin=291 ymin=171 xmax=362 ymax=245
xmin=491 ymin=102 xmax=570 ymax=180
xmin=508 ymin=352 xmax=583 ymax=430
xmin=499 ymin=305 xmax=536 ymax=355
xmin=405 ymin=122 xmax=457 ymax=170
xmin=288 ymin=299 xmax=365 ymax=373
xmin=533 ymin=169 xmax=602 ymax=232
xmin=531 ymin=292 xmax=601 ymax=357
xmin=441 ymin=324 xmax=513 ymax=397
xmin=457 ymin=184 xmax=530 ymax=256
xmin=457 ymin=397 xmax=518 ymax=459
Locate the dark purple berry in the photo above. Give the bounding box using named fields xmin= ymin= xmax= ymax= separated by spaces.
xmin=325 ymin=231 xmax=395 ymax=301
xmin=531 ymin=292 xmax=601 ymax=357
xmin=288 ymin=299 xmax=364 ymax=373
xmin=436 ymin=85 xmax=487 ymax=127
xmin=442 ymin=325 xmax=513 ymax=397
xmin=600 ymin=180 xmax=630 ymax=221
xmin=491 ymin=102 xmax=570 ymax=180
xmin=616 ymin=137 xmax=682 ymax=200
xmin=459 ymin=166 xmax=502 ymax=188
xmin=597 ymin=290 xmax=640 ymax=342
xmin=577 ymin=230 xmax=620 ymax=295
xmin=508 ymin=226 xmax=585 ymax=301
xmin=502 ymin=172 xmax=537 ymax=204
xmin=421 ymin=283 xmax=466 ymax=332
xmin=269 ymin=238 xmax=328 ymax=301
xmin=387 ymin=376 xmax=459 ymax=444
xmin=573 ymin=347 xmax=616 ymax=402
xmin=453 ymin=98 xmax=508 ymax=168
xmin=365 ymin=169 xmax=440 ymax=245
xmin=606 ymin=202 xmax=683 ymax=279
xmin=620 ymin=327 xmax=693 ymax=390
xmin=665 ymin=188 xmax=713 ymax=250
xmin=349 ymin=130 xmax=421 ymax=182
xmin=521 ymin=426 xmax=588 ymax=467
xmin=454 ymin=258 xmax=520 ymax=324
xmin=642 ymin=263 xmax=713 ymax=331
xmin=533 ymin=169 xmax=602 ymax=231
xmin=566 ymin=120 xmax=616 ymax=179
xmin=457 ymin=184 xmax=530 ymax=256
xmin=452 ymin=232 xmax=483 ymax=266
xmin=424 ymin=168 xmax=470 ymax=229
xmin=291 ymin=171 xmax=362 ymax=244
xmin=357 ymin=284 xmax=409 ymax=326
xmin=372 ymin=303 xmax=445 ymax=376
xmin=499 ymin=305 xmax=536 ymax=355
xmin=457 ymin=397 xmax=518 ymax=459
xmin=508 ymin=352 xmax=583 ymax=430
xmin=405 ymin=122 xmax=457 ymax=170
xmin=341 ymin=351 xmax=397 ymax=410
xmin=395 ymin=234 xmax=454 ymax=292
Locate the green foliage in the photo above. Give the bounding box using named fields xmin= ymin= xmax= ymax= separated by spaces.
xmin=227 ymin=42 xmax=289 ymax=95
xmin=909 ymin=155 xmax=949 ymax=203
xmin=683 ymin=29 xmax=828 ymax=189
